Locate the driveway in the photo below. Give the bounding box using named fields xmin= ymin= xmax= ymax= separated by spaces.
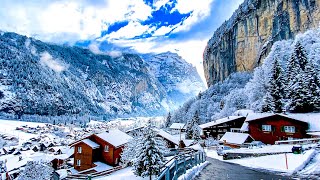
xmin=195 ymin=157 xmax=291 ymax=180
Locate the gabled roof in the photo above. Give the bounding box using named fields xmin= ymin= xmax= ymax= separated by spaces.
xmin=95 ymin=129 xmax=132 ymax=148
xmin=245 ymin=113 xmax=309 ymax=123
xmin=155 ymin=129 xmax=179 ymax=145
xmin=169 ymin=123 xmax=186 ymax=130
xmin=220 ymin=132 xmax=254 ymax=145
xmin=82 ymin=139 xmax=100 ymax=149
xmin=200 ymin=116 xmax=245 ymax=129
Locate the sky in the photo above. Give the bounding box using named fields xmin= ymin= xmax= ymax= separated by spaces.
xmin=0 ymin=0 xmax=243 ymax=82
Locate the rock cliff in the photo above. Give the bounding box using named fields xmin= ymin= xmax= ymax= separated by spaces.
xmin=203 ymin=0 xmax=320 ymax=86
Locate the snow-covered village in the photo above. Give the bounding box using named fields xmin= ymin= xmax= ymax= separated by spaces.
xmin=1 ymin=0 xmax=320 ymax=180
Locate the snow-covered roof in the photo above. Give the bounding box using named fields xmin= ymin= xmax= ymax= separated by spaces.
xmin=155 ymin=129 xmax=179 ymax=145
xmin=233 ymin=109 xmax=254 ymax=117
xmin=245 ymin=113 xmax=320 ymax=131
xmin=200 ymin=116 xmax=244 ymax=129
xmin=82 ymin=139 xmax=100 ymax=149
xmin=240 ymin=122 xmax=249 ymax=132
xmin=96 ymin=129 xmax=132 ymax=147
xmin=307 ymin=132 xmax=320 ymax=136
xmin=169 ymin=123 xmax=186 ymax=130
xmin=56 ymin=169 xmax=68 ymax=179
xmin=220 ymin=132 xmax=253 ymax=145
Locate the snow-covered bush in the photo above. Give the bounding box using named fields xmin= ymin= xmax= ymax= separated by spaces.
xmin=17 ymin=161 xmax=53 ymax=180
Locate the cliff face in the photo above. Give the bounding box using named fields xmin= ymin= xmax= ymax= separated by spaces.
xmin=203 ymin=0 xmax=320 ymax=86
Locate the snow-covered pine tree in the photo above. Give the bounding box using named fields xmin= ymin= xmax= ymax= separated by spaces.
xmin=191 ymin=123 xmax=201 ymax=141
xmin=121 ymin=133 xmax=142 ymax=166
xmin=287 ymin=42 xmax=320 ymax=113
xmin=185 ymin=111 xmax=200 ymax=140
xmin=287 ymin=72 xmax=312 ymax=113
xmin=287 ymin=41 xmax=308 ymax=81
xmin=164 ymin=112 xmax=172 ymax=128
xmin=133 ymin=121 xmax=166 ymax=180
xmin=17 ymin=161 xmax=53 ymax=180
xmin=305 ymin=61 xmax=320 ymax=111
xmin=262 ymin=58 xmax=285 ymax=113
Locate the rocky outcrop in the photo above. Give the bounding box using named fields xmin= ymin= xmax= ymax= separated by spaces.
xmin=203 ymin=0 xmax=320 ymax=86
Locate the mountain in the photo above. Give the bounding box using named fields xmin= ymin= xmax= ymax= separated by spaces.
xmin=0 ymin=32 xmax=204 ymax=120
xmin=203 ymin=0 xmax=320 ymax=86
xmin=143 ymin=52 xmax=206 ymax=109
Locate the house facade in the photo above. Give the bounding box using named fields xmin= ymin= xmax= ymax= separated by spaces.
xmin=200 ymin=116 xmax=246 ymax=139
xmin=246 ymin=114 xmax=309 ymax=144
xmin=70 ymin=129 xmax=132 ymax=172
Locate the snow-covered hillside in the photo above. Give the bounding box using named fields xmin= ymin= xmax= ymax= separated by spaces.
xmin=144 ymin=52 xmax=205 ymax=109
xmin=0 ymin=32 xmax=204 ymax=121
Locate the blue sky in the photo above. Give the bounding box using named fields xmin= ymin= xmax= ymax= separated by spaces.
xmin=0 ymin=0 xmax=243 ymax=81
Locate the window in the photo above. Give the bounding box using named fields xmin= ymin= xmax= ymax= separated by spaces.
xmin=104 ymin=145 xmax=109 ymax=152
xmin=76 ymin=159 xmax=81 ymax=166
xmin=284 ymin=126 xmax=295 ymax=133
xmin=262 ymin=125 xmax=272 ymax=132
xmin=77 ymin=146 xmax=82 ymax=153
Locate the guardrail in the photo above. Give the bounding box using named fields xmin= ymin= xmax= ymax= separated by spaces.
xmin=275 ymin=138 xmax=320 ymax=145
xmin=157 ymin=150 xmax=206 ymax=180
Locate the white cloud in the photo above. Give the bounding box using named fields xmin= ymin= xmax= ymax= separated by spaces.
xmin=107 ymin=22 xmax=152 ymax=40
xmin=153 ymin=25 xmax=173 ymax=36
xmin=0 ymin=0 xmax=152 ymax=43
xmin=40 ymin=52 xmax=67 ymax=72
xmin=88 ymin=42 xmax=103 ymax=54
xmin=108 ymin=51 xmax=122 ymax=58
xmin=172 ymin=0 xmax=215 ymax=33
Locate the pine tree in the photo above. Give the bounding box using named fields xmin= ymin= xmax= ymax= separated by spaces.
xmin=262 ymin=58 xmax=285 ymax=113
xmin=133 ymin=121 xmax=166 ymax=180
xmin=185 ymin=111 xmax=200 ymax=140
xmin=17 ymin=161 xmax=53 ymax=180
xmin=164 ymin=112 xmax=172 ymax=128
xmin=287 ymin=42 xmax=320 ymax=113
xmin=192 ymin=123 xmax=201 ymax=141
xmin=305 ymin=61 xmax=320 ymax=111
xmin=286 ymin=41 xmax=308 ymax=91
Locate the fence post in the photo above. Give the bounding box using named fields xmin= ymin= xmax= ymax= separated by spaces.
xmin=165 ymin=167 xmax=170 ymax=180
xmin=174 ymin=159 xmax=178 ymax=180
xmin=183 ymin=155 xmax=186 ymax=174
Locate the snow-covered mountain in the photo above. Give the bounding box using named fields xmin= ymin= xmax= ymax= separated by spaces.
xmin=0 ymin=32 xmax=205 ymax=120
xmin=144 ymin=52 xmax=205 ymax=109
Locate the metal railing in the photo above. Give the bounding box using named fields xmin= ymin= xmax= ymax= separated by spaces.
xmin=157 ymin=150 xmax=206 ymax=180
xmin=275 ymin=137 xmax=320 ymax=145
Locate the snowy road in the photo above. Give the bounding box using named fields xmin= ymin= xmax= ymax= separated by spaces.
xmin=194 ymin=157 xmax=291 ymax=180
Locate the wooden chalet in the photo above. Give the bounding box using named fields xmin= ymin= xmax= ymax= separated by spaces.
xmin=200 ymin=116 xmax=246 ymax=139
xmin=169 ymin=123 xmax=186 ymax=133
xmin=69 ymin=129 xmax=132 ymax=172
xmin=242 ymin=113 xmax=309 ymax=144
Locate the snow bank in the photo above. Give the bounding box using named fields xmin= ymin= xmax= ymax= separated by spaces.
xmin=229 ymin=150 xmax=316 ymax=174
xmin=177 ymin=161 xmax=209 ymax=180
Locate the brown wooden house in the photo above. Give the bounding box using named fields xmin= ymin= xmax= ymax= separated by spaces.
xmin=243 ymin=113 xmax=309 ymax=145
xmin=69 ymin=129 xmax=132 ymax=172
xmin=200 ymin=116 xmax=246 ymax=139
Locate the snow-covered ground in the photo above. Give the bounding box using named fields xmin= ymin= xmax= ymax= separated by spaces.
xmin=178 ymin=161 xmax=209 ymax=180
xmin=206 ymin=147 xmax=317 ymax=174
xmin=0 ymin=120 xmax=46 ymax=144
xmin=298 ymin=152 xmax=320 ymax=176
xmin=94 ymin=167 xmax=147 ymax=180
